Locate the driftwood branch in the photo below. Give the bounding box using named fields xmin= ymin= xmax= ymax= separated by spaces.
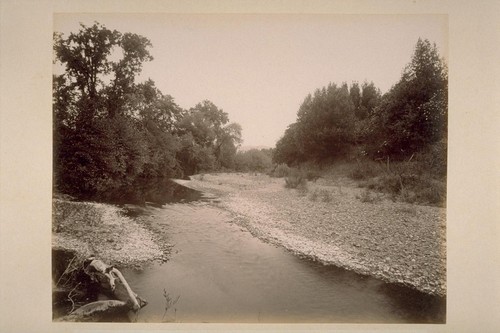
xmin=58 ymin=257 xmax=147 ymax=322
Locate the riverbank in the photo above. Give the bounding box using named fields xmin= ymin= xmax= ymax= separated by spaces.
xmin=52 ymin=198 xmax=170 ymax=267
xmin=178 ymin=172 xmax=446 ymax=297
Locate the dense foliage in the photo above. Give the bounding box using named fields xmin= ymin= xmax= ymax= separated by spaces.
xmin=274 ymin=38 xmax=447 ymax=166
xmin=53 ymin=23 xmax=241 ymax=202
xmin=233 ymin=148 xmax=273 ymax=172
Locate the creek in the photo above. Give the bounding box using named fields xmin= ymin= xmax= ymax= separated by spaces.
xmin=121 ymin=184 xmax=445 ymax=323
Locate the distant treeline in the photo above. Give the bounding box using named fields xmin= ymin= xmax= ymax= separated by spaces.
xmin=273 ymin=38 xmax=447 ymax=172
xmin=53 ymin=23 xmax=242 ymax=202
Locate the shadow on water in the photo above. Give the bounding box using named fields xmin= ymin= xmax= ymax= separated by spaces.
xmin=108 ymin=177 xmax=202 ymax=208
xmin=143 ymin=179 xmax=202 ymax=206
xmin=121 ymin=179 xmax=202 ymax=217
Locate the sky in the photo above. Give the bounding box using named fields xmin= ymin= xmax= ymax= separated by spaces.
xmin=54 ymin=14 xmax=447 ymax=148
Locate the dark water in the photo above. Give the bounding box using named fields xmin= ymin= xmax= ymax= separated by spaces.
xmin=120 ymin=182 xmax=445 ymax=323
xmin=107 ymin=177 xmax=202 ymax=206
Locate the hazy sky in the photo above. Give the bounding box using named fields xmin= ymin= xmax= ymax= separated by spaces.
xmin=54 ymin=14 xmax=447 ymax=148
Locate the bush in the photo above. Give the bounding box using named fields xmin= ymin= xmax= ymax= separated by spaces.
xmin=284 ymin=168 xmax=307 ymax=189
xmin=308 ymin=188 xmax=331 ymax=202
xmin=309 ymin=190 xmax=319 ymax=201
xmin=356 ymin=189 xmax=382 ymax=203
xmin=349 ymin=159 xmax=380 ymax=180
xmin=234 ymin=149 xmax=273 ymax=173
xmin=303 ymin=169 xmax=322 ymax=182
xmin=351 ymin=154 xmax=446 ymax=207
xmin=414 ymin=178 xmax=446 ymax=206
xmin=272 ymin=163 xmax=291 ymax=178
xmin=297 ymin=184 xmax=309 ymax=196
xmin=414 ymin=139 xmax=447 ymax=179
xmin=320 ymin=189 xmax=333 ymax=202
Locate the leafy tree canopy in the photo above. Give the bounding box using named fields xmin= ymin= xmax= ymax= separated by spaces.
xmin=53 ymin=23 xmax=242 ymax=203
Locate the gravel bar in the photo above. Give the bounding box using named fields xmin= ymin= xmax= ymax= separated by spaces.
xmin=181 ymin=173 xmax=446 ymax=296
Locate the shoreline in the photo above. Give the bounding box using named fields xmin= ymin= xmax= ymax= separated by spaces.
xmin=52 ymin=199 xmax=171 ymax=268
xmin=178 ymin=173 xmax=446 ymax=297
xmin=52 ymin=172 xmax=446 ymax=297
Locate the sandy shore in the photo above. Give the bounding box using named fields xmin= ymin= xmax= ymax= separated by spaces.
xmin=179 ymin=172 xmax=446 ymax=296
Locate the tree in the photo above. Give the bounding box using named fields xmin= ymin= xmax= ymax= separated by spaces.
xmin=176 ymin=133 xmax=216 ymax=175
xmin=352 ymin=81 xmax=382 ymax=145
xmin=132 ymin=79 xmax=184 ymax=131
xmin=105 ymin=33 xmax=154 ymax=118
xmin=235 ymin=149 xmax=273 ymax=172
xmin=276 ymin=82 xmax=356 ymax=164
xmin=176 ymin=100 xmax=241 ymax=170
xmin=350 ymin=82 xmax=362 ymax=118
xmin=360 ymin=81 xmax=381 ymax=119
xmin=54 ymin=22 xmax=153 ymax=122
xmin=368 ymin=38 xmax=447 ymax=158
xmin=273 ymin=123 xmax=303 ymax=165
xmin=54 ymin=24 xmax=120 ymax=122
xmin=216 ymin=123 xmax=243 ymax=168
xmin=54 ymin=22 xmax=244 ymax=200
xmin=53 ymin=23 xmax=177 ymax=202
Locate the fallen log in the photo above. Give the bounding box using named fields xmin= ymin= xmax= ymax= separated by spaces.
xmin=58 ymin=257 xmax=147 ymax=322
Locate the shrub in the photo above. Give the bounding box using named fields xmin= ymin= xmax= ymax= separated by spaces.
xmin=356 ymin=189 xmax=382 ymax=203
xmin=284 ymin=168 xmax=307 ymax=189
xmin=303 ymin=169 xmax=321 ymax=182
xmin=399 ymin=188 xmax=417 ymax=204
xmin=309 ymin=190 xmax=319 ymax=201
xmin=272 ymin=163 xmax=291 ymax=178
xmin=349 ymin=159 xmax=380 ymax=180
xmin=308 ymin=188 xmax=331 ymax=202
xmin=414 ymin=139 xmax=447 ymax=180
xmin=414 ymin=178 xmax=446 ymax=206
xmin=320 ymin=189 xmax=332 ymax=202
xmin=397 ymin=204 xmax=417 ymax=215
xmin=297 ymin=184 xmax=309 ymax=196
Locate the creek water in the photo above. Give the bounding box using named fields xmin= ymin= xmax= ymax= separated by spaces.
xmin=121 ymin=184 xmax=445 ymax=323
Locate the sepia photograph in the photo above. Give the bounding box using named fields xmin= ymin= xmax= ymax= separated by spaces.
xmin=1 ymin=1 xmax=499 ymax=332
xmin=51 ymin=13 xmax=447 ymax=323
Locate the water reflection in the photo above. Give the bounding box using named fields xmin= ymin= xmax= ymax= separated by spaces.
xmin=110 ymin=177 xmax=202 ymax=206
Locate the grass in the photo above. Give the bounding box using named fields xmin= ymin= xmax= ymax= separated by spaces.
xmin=303 ymin=169 xmax=322 ymax=182
xmin=52 ymin=248 xmax=95 ymax=318
xmin=162 ymin=289 xmax=180 ymax=322
xmin=297 ymin=184 xmax=308 ymax=196
xmin=356 ymin=189 xmax=382 ymax=203
xmin=397 ymin=204 xmax=418 ymax=215
xmin=309 ymin=188 xmax=333 ymax=202
xmin=265 ymin=146 xmax=445 ymax=207
xmin=270 ymin=162 xmax=321 ymax=182
xmin=349 ymin=159 xmax=381 ymax=180
xmin=282 ymin=149 xmax=445 ymax=207
xmin=349 ymin=155 xmax=446 ymax=206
